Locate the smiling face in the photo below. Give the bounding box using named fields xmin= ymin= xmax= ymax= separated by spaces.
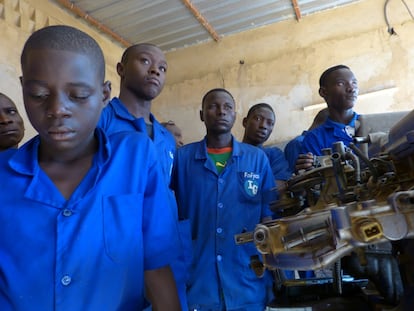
xmin=200 ymin=90 xmax=236 ymax=136
xmin=319 ymin=67 xmax=358 ymax=112
xmin=20 ymin=49 xmax=110 ymax=157
xmin=0 ymin=94 xmax=25 ymax=150
xmin=117 ymin=44 xmax=167 ymax=101
xmin=242 ymin=106 xmax=275 ymax=146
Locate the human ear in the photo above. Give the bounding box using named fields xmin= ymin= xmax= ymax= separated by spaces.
xmin=319 ymin=86 xmax=327 ymax=98
xmin=199 ymin=110 xmax=204 ymax=122
xmin=242 ymin=117 xmax=247 ymax=128
xmin=116 ymin=62 xmax=124 ymax=78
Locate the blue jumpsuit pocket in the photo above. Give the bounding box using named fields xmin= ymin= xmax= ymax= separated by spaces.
xmin=102 ymin=194 xmax=143 ymax=263
xmin=237 ymin=171 xmax=262 ymax=203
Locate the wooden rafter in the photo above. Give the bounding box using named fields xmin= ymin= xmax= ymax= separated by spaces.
xmin=181 ymin=0 xmax=220 ymax=42
xmin=291 ymin=0 xmax=302 ymax=21
xmin=56 ymin=0 xmax=131 ymax=47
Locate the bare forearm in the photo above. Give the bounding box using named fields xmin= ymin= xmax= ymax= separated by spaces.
xmin=145 ymin=265 xmax=181 ymax=311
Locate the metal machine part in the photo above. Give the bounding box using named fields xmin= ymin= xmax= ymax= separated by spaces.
xmin=236 ymin=148 xmax=414 ymax=271
xmin=236 ymin=110 xmax=414 ymax=307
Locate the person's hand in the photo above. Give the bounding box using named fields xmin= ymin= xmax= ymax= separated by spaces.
xmin=295 ymin=153 xmax=314 ymax=172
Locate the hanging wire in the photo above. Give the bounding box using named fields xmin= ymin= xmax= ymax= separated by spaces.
xmin=384 ymin=0 xmax=396 ymax=35
xmin=384 ymin=0 xmax=414 ymax=35
xmin=401 ymin=0 xmax=414 ymax=19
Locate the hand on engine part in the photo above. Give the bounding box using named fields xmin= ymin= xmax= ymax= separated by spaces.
xmin=295 ymin=152 xmax=314 ymax=172
xmin=275 ymin=179 xmax=287 ymax=193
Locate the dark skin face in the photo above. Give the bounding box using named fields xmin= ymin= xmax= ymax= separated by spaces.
xmin=21 ymin=49 xmax=110 ymax=159
xmin=20 ymin=49 xmax=110 ymax=198
xmin=319 ymin=68 xmax=358 ymax=124
xmin=296 ymin=69 xmax=359 ymax=171
xmin=200 ymin=90 xmax=236 ymax=148
xmin=117 ymin=44 xmax=167 ymax=119
xmin=242 ymin=107 xmax=275 ymax=146
xmin=0 ymin=94 xmax=25 ymax=150
xmin=242 ymin=106 xmax=288 ymax=192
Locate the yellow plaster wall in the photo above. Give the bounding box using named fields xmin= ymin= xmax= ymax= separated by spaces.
xmin=1 ymin=0 xmax=414 ymax=147
xmin=155 ymin=0 xmax=414 ymax=145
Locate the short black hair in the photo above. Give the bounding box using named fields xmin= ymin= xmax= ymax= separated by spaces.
xmin=319 ymin=64 xmax=350 ymax=87
xmin=246 ymin=103 xmax=274 ymax=119
xmin=201 ymin=88 xmax=235 ymax=107
xmin=120 ymin=43 xmax=160 ymax=64
xmin=21 ymin=25 xmax=105 ymax=80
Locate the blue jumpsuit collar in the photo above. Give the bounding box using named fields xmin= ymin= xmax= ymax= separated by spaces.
xmin=8 ymin=128 xmax=111 ymax=179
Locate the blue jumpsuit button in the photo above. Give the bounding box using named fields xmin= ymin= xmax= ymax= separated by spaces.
xmin=62 ymin=209 xmax=72 ymax=217
xmin=61 ymin=275 xmax=72 ymax=286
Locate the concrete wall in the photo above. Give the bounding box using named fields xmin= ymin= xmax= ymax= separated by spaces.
xmin=155 ymin=0 xmax=414 ymax=145
xmin=1 ymin=0 xmax=414 ymax=146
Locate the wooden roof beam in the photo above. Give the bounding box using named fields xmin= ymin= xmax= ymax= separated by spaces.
xmin=291 ymin=0 xmax=302 ymax=21
xmin=56 ymin=0 xmax=131 ymax=47
xmin=181 ymin=0 xmax=220 ymax=42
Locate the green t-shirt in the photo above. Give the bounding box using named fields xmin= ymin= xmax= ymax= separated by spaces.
xmin=207 ymin=147 xmax=232 ymax=174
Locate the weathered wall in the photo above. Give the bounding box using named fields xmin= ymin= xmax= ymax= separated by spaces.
xmin=0 ymin=0 xmax=123 ymax=143
xmin=155 ymin=0 xmax=414 ymax=145
xmin=1 ymin=0 xmax=414 ymax=146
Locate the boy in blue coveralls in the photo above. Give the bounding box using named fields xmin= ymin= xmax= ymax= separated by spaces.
xmin=242 ymin=103 xmax=314 ymax=280
xmin=172 ymin=88 xmax=276 ymax=310
xmin=98 ymin=43 xmax=189 ymax=309
xmin=0 ymin=92 xmax=25 ymax=151
xmin=242 ymin=103 xmax=291 ymax=188
xmin=296 ymin=65 xmax=360 ymax=170
xmin=0 ymin=25 xmax=180 ymax=311
xmin=98 ymin=43 xmax=176 ymax=180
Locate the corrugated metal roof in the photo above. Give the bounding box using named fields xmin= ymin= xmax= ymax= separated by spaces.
xmin=52 ymin=0 xmax=361 ymax=52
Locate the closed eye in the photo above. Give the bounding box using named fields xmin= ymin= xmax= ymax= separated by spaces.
xmin=69 ymin=92 xmax=91 ymax=102
xmin=29 ymin=93 xmax=49 ymax=101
